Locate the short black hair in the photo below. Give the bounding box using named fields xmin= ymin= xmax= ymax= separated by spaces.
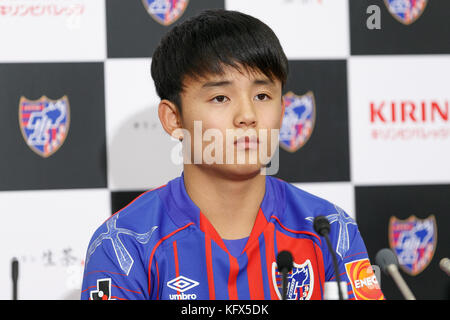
xmin=151 ymin=9 xmax=289 ymax=113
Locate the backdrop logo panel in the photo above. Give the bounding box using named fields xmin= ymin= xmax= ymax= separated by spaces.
xmin=225 ymin=0 xmax=350 ymax=59
xmin=349 ymin=56 xmax=450 ymax=184
xmin=0 ymin=62 xmax=106 ymax=191
xmin=355 ymin=185 xmax=449 ymax=299
xmin=19 ymin=95 xmax=70 ymax=158
xmin=106 ymin=0 xmax=224 ymax=58
xmin=104 ymin=59 xmax=182 ymax=191
xmin=0 ymin=0 xmax=106 ymax=62
xmin=275 ymin=60 xmax=350 ymax=183
xmin=141 ymin=0 xmax=189 ymax=25
xmin=384 ymin=0 xmax=428 ymax=25
xmin=0 ymin=189 xmax=110 ymax=299
xmin=280 ymin=91 xmax=316 ymax=153
xmin=388 ymin=215 xmax=437 ymax=276
xmin=369 ymin=99 xmax=450 ymax=141
xmin=350 ymin=0 xmax=450 ymax=55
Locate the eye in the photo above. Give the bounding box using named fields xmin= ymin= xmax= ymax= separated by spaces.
xmin=211 ymin=95 xmax=229 ymax=103
xmin=255 ymin=93 xmax=270 ymax=101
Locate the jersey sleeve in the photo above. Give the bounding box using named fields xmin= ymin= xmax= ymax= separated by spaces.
xmin=324 ymin=205 xmax=385 ymax=300
xmin=80 ymin=225 xmax=152 ymax=300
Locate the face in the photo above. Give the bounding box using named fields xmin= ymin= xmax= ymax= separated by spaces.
xmin=176 ymin=65 xmax=285 ymax=178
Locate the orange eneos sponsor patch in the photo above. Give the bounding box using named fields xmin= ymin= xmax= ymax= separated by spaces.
xmin=345 ymin=259 xmax=384 ymax=300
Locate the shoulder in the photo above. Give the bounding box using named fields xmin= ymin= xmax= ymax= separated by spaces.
xmin=86 ymin=184 xmax=184 ymax=260
xmin=270 ymin=177 xmax=344 ymax=223
xmin=283 ymin=179 xmax=336 ymax=212
xmin=270 ymin=177 xmax=366 ymax=257
xmin=94 ymin=186 xmax=166 ymax=235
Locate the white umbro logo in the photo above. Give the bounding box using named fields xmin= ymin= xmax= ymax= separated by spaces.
xmin=167 ymin=276 xmax=199 ymax=293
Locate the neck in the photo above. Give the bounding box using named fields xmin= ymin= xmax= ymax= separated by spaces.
xmin=183 ymin=165 xmax=266 ymax=240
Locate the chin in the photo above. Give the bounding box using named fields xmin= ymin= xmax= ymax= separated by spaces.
xmin=210 ymin=163 xmax=264 ymax=181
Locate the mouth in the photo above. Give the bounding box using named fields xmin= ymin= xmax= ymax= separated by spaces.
xmin=234 ymin=136 xmax=259 ymax=150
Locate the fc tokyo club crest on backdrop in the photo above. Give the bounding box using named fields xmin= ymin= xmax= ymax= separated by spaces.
xmin=389 ymin=215 xmax=437 ymax=276
xmin=279 ymin=91 xmax=316 ymax=153
xmin=141 ymin=0 xmax=189 ymax=26
xmin=19 ymin=95 xmax=70 ymax=158
xmin=272 ymin=259 xmax=314 ymax=300
xmin=384 ymin=0 xmax=428 ymax=25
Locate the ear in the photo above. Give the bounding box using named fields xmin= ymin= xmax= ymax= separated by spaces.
xmin=279 ymin=96 xmax=286 ymax=127
xmin=158 ymin=99 xmax=183 ymax=140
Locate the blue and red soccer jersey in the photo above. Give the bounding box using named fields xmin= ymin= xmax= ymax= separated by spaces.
xmin=81 ymin=173 xmax=384 ymax=300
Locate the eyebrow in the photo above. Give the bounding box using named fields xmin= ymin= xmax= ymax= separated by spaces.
xmin=201 ymin=78 xmax=275 ymax=89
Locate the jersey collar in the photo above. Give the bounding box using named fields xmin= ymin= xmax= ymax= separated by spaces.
xmin=160 ymin=172 xmax=285 ymax=230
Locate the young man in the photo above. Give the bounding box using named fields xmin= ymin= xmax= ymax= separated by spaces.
xmin=81 ymin=9 xmax=384 ymax=300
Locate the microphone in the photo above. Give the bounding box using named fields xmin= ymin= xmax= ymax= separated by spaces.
xmin=313 ymin=216 xmax=344 ymax=300
xmin=375 ymin=248 xmax=416 ymax=300
xmin=11 ymin=257 xmax=19 ymax=300
xmin=439 ymin=258 xmax=450 ymax=276
xmin=276 ymin=250 xmax=293 ymax=300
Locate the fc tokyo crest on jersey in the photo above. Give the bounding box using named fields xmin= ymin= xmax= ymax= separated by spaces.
xmin=384 ymin=0 xmax=428 ymax=25
xmin=389 ymin=215 xmax=437 ymax=276
xmin=272 ymin=259 xmax=314 ymax=300
xmin=280 ymin=91 xmax=315 ymax=153
xmin=142 ymin=0 xmax=189 ymax=26
xmin=19 ymin=95 xmax=70 ymax=158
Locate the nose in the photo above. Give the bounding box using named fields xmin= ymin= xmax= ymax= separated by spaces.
xmin=234 ymin=96 xmax=257 ymax=128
